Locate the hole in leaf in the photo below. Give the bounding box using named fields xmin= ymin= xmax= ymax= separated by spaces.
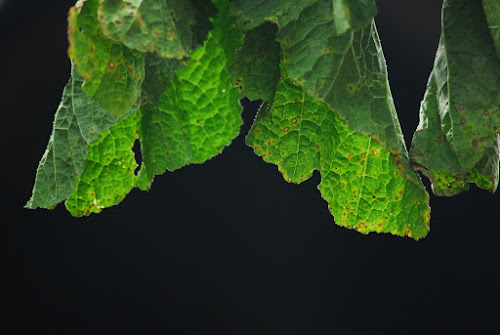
xmin=132 ymin=139 xmax=142 ymax=176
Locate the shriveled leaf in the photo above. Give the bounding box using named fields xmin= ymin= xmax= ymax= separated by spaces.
xmin=26 ymin=65 xmax=121 ymax=210
xmin=65 ymin=112 xmax=140 ymax=216
xmin=68 ymin=0 xmax=145 ymax=116
xmin=227 ymin=22 xmax=280 ymax=103
xmin=97 ymin=0 xmax=216 ymax=59
xmin=247 ymin=68 xmax=430 ymax=239
xmin=410 ymin=0 xmax=500 ymax=196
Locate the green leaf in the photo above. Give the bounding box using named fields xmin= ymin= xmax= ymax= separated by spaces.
xmin=277 ymin=0 xmax=354 ymax=101
xmin=65 ymin=111 xmax=140 ymax=216
xmin=140 ymin=0 xmax=244 ymax=181
xmin=141 ymin=53 xmax=183 ymax=104
xmin=247 ymin=67 xmax=430 ymax=239
xmin=229 ymin=0 xmax=320 ymax=30
xmin=26 ymin=65 xmax=121 ymax=210
xmin=55 ymin=0 xmax=245 ymax=215
xmin=68 ymin=0 xmax=145 ymax=117
xmin=227 ymin=22 xmax=280 ymax=103
xmin=97 ymin=0 xmax=216 ymax=59
xmin=410 ymin=0 xmax=500 ymax=196
xmin=482 ymin=0 xmax=500 ymax=59
xmin=332 ymin=0 xmax=377 ymax=35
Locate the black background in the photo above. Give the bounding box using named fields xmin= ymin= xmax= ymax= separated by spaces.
xmin=2 ymin=0 xmax=499 ymax=333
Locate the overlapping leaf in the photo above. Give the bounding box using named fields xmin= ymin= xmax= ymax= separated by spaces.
xmin=227 ymin=22 xmax=280 ymax=103
xmin=26 ymin=65 xmax=122 ymax=210
xmin=29 ymin=0 xmax=245 ymax=215
xmin=229 ymin=0 xmax=321 ymax=30
xmin=410 ymin=0 xmax=500 ymax=196
xmin=235 ymin=1 xmax=429 ymax=237
xmin=65 ymin=111 xmax=141 ymax=216
xmin=139 ymin=0 xmax=244 ymax=183
xmin=247 ymin=67 xmax=429 ymax=239
xmin=332 ymin=0 xmax=377 ymax=35
xmin=482 ymin=0 xmax=500 ymax=58
xmin=68 ymin=0 xmax=145 ymax=117
xmin=97 ymin=0 xmax=216 ymax=59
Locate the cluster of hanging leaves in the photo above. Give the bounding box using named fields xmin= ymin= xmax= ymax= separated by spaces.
xmin=27 ymin=0 xmax=500 ymax=240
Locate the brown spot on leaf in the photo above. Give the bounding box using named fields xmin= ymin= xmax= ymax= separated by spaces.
xmin=459 ymin=116 xmax=466 ymax=125
xmin=108 ymin=60 xmax=116 ymax=69
xmin=284 ymin=127 xmax=289 ymax=132
xmin=472 ymin=138 xmax=479 ymax=147
xmin=292 ymin=118 xmax=297 ymax=123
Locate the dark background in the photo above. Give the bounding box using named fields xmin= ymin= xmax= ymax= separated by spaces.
xmin=2 ymin=0 xmax=499 ymax=333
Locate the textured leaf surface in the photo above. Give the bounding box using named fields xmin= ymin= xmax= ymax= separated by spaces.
xmin=482 ymin=0 xmax=500 ymax=58
xmin=140 ymin=0 xmax=244 ymax=181
xmin=410 ymin=0 xmax=500 ymax=196
xmin=282 ymin=17 xmax=409 ymax=162
xmin=247 ymin=71 xmax=430 ymax=239
xmin=68 ymin=0 xmax=145 ymax=116
xmin=229 ymin=0 xmax=320 ymax=30
xmin=141 ymin=53 xmax=183 ymax=104
xmin=277 ymin=0 xmax=353 ymax=101
xmin=26 ymin=65 xmax=120 ymax=210
xmin=227 ymin=22 xmax=280 ymax=103
xmin=65 ymin=112 xmax=140 ymax=216
xmin=332 ymin=0 xmax=377 ymax=35
xmin=97 ymin=0 xmax=215 ymax=59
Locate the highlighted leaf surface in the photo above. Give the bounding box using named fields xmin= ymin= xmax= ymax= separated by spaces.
xmin=247 ymin=72 xmax=430 ymax=239
xmin=410 ymin=0 xmax=500 ymax=196
xmin=139 ymin=0 xmax=244 ymax=182
xmin=65 ymin=112 xmax=140 ymax=216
